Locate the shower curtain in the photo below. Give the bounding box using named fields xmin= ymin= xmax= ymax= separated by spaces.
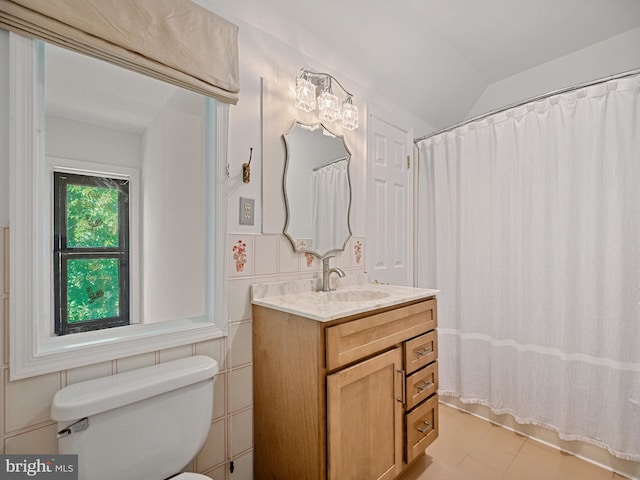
xmin=416 ymin=74 xmax=640 ymax=460
xmin=312 ymin=158 xmax=349 ymax=253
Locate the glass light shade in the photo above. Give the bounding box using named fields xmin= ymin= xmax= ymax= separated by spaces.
xmin=295 ymin=77 xmax=316 ymax=112
xmin=318 ymin=90 xmax=341 ymax=122
xmin=342 ymin=102 xmax=359 ymax=130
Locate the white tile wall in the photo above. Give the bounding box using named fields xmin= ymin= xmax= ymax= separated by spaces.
xmin=115 ymin=351 xmax=157 ymax=374
xmin=196 ymin=419 xmax=226 ymax=471
xmin=195 ymin=337 xmax=227 ymax=371
xmin=4 ymin=424 xmax=58 ymax=454
xmin=228 ymin=278 xmax=254 ymax=323
xmin=66 ymin=360 xmax=113 ymax=385
xmin=229 ymin=322 xmax=252 ymax=367
xmin=158 ymin=344 xmax=194 ymax=363
xmin=253 ymin=235 xmax=277 ymax=276
xmin=277 ymin=236 xmax=299 ymax=274
xmin=0 ymin=231 xmax=367 ymax=479
xmin=227 ymin=450 xmax=253 ymax=480
xmin=230 ymin=408 xmax=253 ymax=457
xmin=212 ymin=373 xmax=226 ymax=420
xmin=3 ymin=369 xmax=61 ymax=432
xmin=229 ymin=366 xmax=252 ymax=412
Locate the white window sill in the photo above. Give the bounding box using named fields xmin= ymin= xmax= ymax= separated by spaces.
xmin=10 ymin=318 xmax=226 ymax=380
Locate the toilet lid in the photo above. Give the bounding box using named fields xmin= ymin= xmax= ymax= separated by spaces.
xmin=172 ymin=473 xmax=210 ymax=479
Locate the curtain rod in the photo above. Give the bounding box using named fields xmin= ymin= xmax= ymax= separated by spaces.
xmin=414 ymin=67 xmax=640 ymax=144
xmin=313 ymin=156 xmax=348 ymax=172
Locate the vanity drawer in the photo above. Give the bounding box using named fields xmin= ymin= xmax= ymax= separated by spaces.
xmin=404 ymin=330 xmax=438 ymax=374
xmin=405 ymin=361 xmax=438 ymax=411
xmin=326 ymin=299 xmax=437 ymax=370
xmin=405 ymin=394 xmax=439 ymax=463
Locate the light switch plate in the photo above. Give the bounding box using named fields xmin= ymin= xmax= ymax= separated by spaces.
xmin=239 ymin=197 xmax=255 ymax=225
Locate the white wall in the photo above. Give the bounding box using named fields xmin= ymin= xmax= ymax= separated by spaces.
xmin=466 ymin=26 xmax=640 ymax=120
xmin=46 ymin=115 xmax=142 ymax=166
xmin=142 ymin=102 xmax=205 ymax=323
xmin=203 ymin=4 xmax=432 ymax=238
xmin=0 ymin=29 xmax=9 ymax=227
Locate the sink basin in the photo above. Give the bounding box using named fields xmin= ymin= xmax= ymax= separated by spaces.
xmin=322 ymin=289 xmax=391 ymax=303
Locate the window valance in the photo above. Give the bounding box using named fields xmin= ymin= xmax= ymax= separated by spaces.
xmin=0 ymin=0 xmax=239 ymax=104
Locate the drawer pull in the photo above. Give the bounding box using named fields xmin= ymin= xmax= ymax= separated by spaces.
xmin=416 ymin=381 xmax=433 ymax=392
xmin=415 ymin=347 xmax=432 ymax=357
xmin=417 ymin=420 xmax=431 ymax=434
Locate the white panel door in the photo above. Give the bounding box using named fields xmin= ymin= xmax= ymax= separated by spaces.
xmin=367 ymin=114 xmax=413 ymax=286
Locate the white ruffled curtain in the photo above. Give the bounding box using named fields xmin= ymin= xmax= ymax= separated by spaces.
xmin=417 ymin=74 xmax=640 ymax=460
xmin=312 ymin=159 xmax=349 ymax=254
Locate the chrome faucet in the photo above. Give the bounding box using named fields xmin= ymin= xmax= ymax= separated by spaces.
xmin=322 ymin=257 xmax=345 ymax=292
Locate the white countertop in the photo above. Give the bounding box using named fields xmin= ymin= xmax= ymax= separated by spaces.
xmin=251 ymin=274 xmax=439 ymax=322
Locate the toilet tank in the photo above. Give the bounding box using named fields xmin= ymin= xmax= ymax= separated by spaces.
xmin=51 ymin=355 xmax=218 ymax=480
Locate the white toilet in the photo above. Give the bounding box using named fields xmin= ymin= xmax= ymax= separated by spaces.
xmin=51 ymin=355 xmax=218 ymax=480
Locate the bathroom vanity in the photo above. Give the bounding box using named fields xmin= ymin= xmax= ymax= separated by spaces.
xmin=252 ymin=276 xmax=439 ymax=480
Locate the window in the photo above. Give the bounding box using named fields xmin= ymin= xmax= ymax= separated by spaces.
xmin=8 ymin=33 xmax=229 ymax=380
xmin=53 ymin=172 xmax=130 ymax=335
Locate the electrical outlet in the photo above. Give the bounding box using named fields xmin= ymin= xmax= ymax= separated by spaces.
xmin=239 ymin=197 xmax=255 ymax=225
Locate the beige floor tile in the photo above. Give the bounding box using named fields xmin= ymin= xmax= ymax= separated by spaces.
xmin=437 ymin=410 xmax=467 ymax=437
xmin=424 ymin=435 xmax=467 ymax=471
xmin=503 ymin=456 xmax=558 ymax=480
xmin=557 ymin=455 xmax=613 ymax=480
xmin=398 ymin=455 xmax=455 ymax=480
xmin=455 ymin=410 xmax=493 ymax=438
xmin=450 ymin=456 xmax=502 ymax=480
xmin=483 ymin=423 xmax=527 ymax=456
xmin=468 ymin=439 xmax=516 ymax=473
xmin=427 ymin=403 xmax=624 ymax=480
xmin=517 ymin=439 xmax=564 ymax=473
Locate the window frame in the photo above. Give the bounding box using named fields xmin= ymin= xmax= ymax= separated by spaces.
xmin=53 ymin=171 xmax=131 ymax=335
xmin=8 ymin=33 xmax=229 ymax=380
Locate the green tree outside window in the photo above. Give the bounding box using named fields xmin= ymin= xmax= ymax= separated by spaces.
xmin=54 ymin=172 xmax=130 ymax=335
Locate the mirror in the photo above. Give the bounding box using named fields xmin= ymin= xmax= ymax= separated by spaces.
xmin=42 ymin=40 xmax=216 ymax=325
xmin=283 ymin=122 xmax=352 ymax=258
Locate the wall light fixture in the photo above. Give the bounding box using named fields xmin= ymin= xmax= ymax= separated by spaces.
xmin=294 ymin=69 xmax=359 ymax=131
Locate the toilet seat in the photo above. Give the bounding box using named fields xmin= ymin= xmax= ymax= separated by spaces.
xmin=172 ymin=473 xmax=211 ymax=479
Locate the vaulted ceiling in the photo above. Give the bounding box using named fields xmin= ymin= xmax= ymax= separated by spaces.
xmin=201 ymin=0 xmax=640 ymax=129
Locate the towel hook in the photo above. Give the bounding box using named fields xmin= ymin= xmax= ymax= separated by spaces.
xmin=242 ymin=147 xmax=253 ymax=183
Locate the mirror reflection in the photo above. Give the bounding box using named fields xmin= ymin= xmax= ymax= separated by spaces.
xmin=43 ymin=41 xmax=211 ymax=325
xmin=283 ymin=122 xmax=352 ymax=258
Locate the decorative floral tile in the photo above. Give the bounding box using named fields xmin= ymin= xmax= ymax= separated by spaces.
xmin=301 ymin=251 xmax=319 ymax=272
xmin=351 ymin=237 xmax=365 ymax=267
xmin=229 ymin=235 xmax=253 ymax=277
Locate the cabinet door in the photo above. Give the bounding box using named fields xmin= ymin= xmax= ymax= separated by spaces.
xmin=327 ymin=348 xmax=403 ymax=480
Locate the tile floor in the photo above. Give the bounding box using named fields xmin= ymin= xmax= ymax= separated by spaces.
xmin=399 ymin=403 xmax=629 ymax=480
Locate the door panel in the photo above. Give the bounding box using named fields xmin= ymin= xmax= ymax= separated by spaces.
xmin=367 ymin=114 xmax=412 ymax=285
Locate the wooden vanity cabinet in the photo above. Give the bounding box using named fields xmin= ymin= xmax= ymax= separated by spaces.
xmin=253 ymin=297 xmax=438 ymax=480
